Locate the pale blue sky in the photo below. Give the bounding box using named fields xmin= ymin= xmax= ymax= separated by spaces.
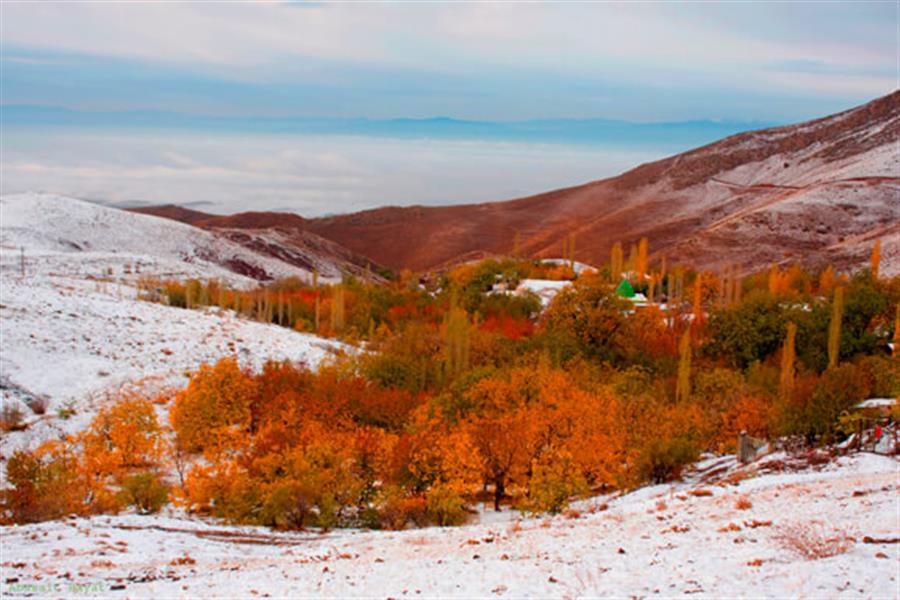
xmin=1 ymin=2 xmax=897 ymax=214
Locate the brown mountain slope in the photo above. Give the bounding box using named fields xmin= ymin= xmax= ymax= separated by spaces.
xmin=132 ymin=204 xmax=215 ymax=226
xmin=132 ymin=207 xmax=310 ymax=231
xmin=306 ymin=90 xmax=900 ymax=276
xmin=130 ymin=206 xmax=386 ymax=281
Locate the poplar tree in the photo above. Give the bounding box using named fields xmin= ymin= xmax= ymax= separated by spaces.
xmin=819 ymin=265 xmax=835 ymax=296
xmin=828 ymin=286 xmax=844 ymax=369
xmin=692 ymin=273 xmax=703 ymax=323
xmin=330 ymin=285 xmax=345 ymax=333
xmin=610 ymin=242 xmax=623 ymax=283
xmin=779 ymin=322 xmax=797 ymax=401
xmin=871 ymin=239 xmax=881 ymax=279
xmin=676 ymin=328 xmax=691 ymax=403
xmin=637 ymin=237 xmax=648 ymax=282
xmin=444 ymin=305 xmax=470 ymax=380
xmin=626 ymin=243 xmax=638 ymax=274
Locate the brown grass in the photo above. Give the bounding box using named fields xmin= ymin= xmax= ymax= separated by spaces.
xmin=744 ymin=519 xmax=773 ymax=529
xmin=746 ymin=558 xmax=764 ymax=567
xmin=170 ymin=554 xmax=197 ymax=566
xmin=563 ymin=508 xmax=582 ymax=520
xmin=775 ymin=522 xmax=855 ymax=560
xmin=735 ymin=496 xmax=753 ymax=510
xmin=0 ymin=404 xmax=26 ymax=431
xmin=688 ymin=488 xmax=714 ymax=497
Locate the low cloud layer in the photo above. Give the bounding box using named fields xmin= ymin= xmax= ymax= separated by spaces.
xmin=1 ymin=128 xmax=663 ymax=216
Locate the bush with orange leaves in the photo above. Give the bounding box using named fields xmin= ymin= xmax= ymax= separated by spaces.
xmin=718 ymin=395 xmax=771 ymax=452
xmin=170 ymin=358 xmax=257 ymax=453
xmin=2 ymin=393 xmax=169 ymax=523
xmin=461 ymin=366 xmax=626 ymax=512
xmin=2 ymin=440 xmax=86 ymax=523
xmin=79 ymin=394 xmax=167 ymax=513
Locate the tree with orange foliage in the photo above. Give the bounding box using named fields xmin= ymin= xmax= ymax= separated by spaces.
xmin=79 ymin=394 xmax=165 ymax=513
xmin=676 ymin=328 xmax=692 ymax=404
xmin=637 ymin=237 xmax=649 ymax=282
xmin=779 ymin=322 xmax=797 ymax=401
xmin=461 ymin=371 xmax=542 ymax=510
xmin=871 ymin=239 xmax=881 ymax=279
xmin=3 ymin=440 xmax=86 ymax=523
xmin=170 ymin=358 xmax=258 ymax=454
xmin=692 ymin=273 xmax=704 ymax=324
xmin=819 ymin=265 xmax=835 ymax=296
xmin=81 ymin=394 xmax=164 ymax=472
xmin=610 ymin=242 xmax=623 ymax=282
xmin=718 ymin=395 xmax=770 ymax=452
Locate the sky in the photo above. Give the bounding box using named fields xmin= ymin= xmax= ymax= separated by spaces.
xmin=2 ymin=2 xmax=898 ymax=215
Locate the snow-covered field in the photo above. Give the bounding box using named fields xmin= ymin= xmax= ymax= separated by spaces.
xmin=1 ymin=453 xmax=897 ymax=598
xmin=0 ymin=195 xmax=346 ymax=458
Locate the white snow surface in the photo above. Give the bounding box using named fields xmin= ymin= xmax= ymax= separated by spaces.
xmin=515 ymin=279 xmax=572 ymax=307
xmin=0 ymin=193 xmax=339 ymax=286
xmin=0 ymin=198 xmax=346 ymax=457
xmin=1 ymin=453 xmax=897 ymax=598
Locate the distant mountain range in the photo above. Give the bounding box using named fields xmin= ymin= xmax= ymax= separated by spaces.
xmin=2 ymin=104 xmax=776 ymax=149
xmin=133 ymin=91 xmax=899 ymax=278
xmin=13 ymin=92 xmax=895 ymax=280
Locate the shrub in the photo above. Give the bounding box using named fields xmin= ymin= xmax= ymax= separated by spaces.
xmin=3 ymin=442 xmax=85 ymax=523
xmin=635 ymin=437 xmax=700 ymax=484
xmin=81 ymin=394 xmax=163 ymax=472
xmin=522 ymin=451 xmax=588 ymax=514
xmin=377 ymin=488 xmax=428 ymax=530
xmin=775 ymin=522 xmax=855 ymax=560
xmin=425 ymin=484 xmax=469 ymax=526
xmin=119 ymin=472 xmax=169 ymax=514
xmin=170 ymin=358 xmax=257 ymax=453
xmin=705 ymin=292 xmax=787 ymax=369
xmin=0 ymin=403 xmax=26 ymax=432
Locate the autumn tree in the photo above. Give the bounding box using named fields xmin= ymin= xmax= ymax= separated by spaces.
xmin=871 ymin=239 xmax=881 ymax=279
xmin=676 ymin=328 xmax=692 ymax=403
xmin=610 ymin=242 xmax=623 ymax=282
xmin=819 ymin=265 xmax=835 ymax=296
xmin=3 ymin=440 xmax=86 ymax=523
xmin=330 ymin=284 xmax=346 ymax=333
xmin=779 ymin=322 xmax=797 ymax=401
xmin=170 ymin=358 xmax=258 ymax=454
xmin=462 ymin=371 xmax=542 ymax=510
xmin=540 ymin=280 xmax=631 ymax=363
xmin=828 ymin=287 xmax=844 ymax=369
xmin=637 ymin=237 xmax=648 ymax=282
xmin=443 ymin=305 xmax=471 ymax=381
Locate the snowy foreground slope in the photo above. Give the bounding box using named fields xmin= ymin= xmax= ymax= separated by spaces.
xmin=1 ymin=453 xmax=897 ymax=598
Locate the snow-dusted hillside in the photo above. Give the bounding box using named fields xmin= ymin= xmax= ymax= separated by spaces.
xmin=0 ymin=193 xmax=341 ymax=285
xmin=1 ymin=452 xmax=896 ymax=598
xmin=0 ymin=271 xmax=343 ymax=453
xmin=0 ymin=197 xmax=346 ymax=459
